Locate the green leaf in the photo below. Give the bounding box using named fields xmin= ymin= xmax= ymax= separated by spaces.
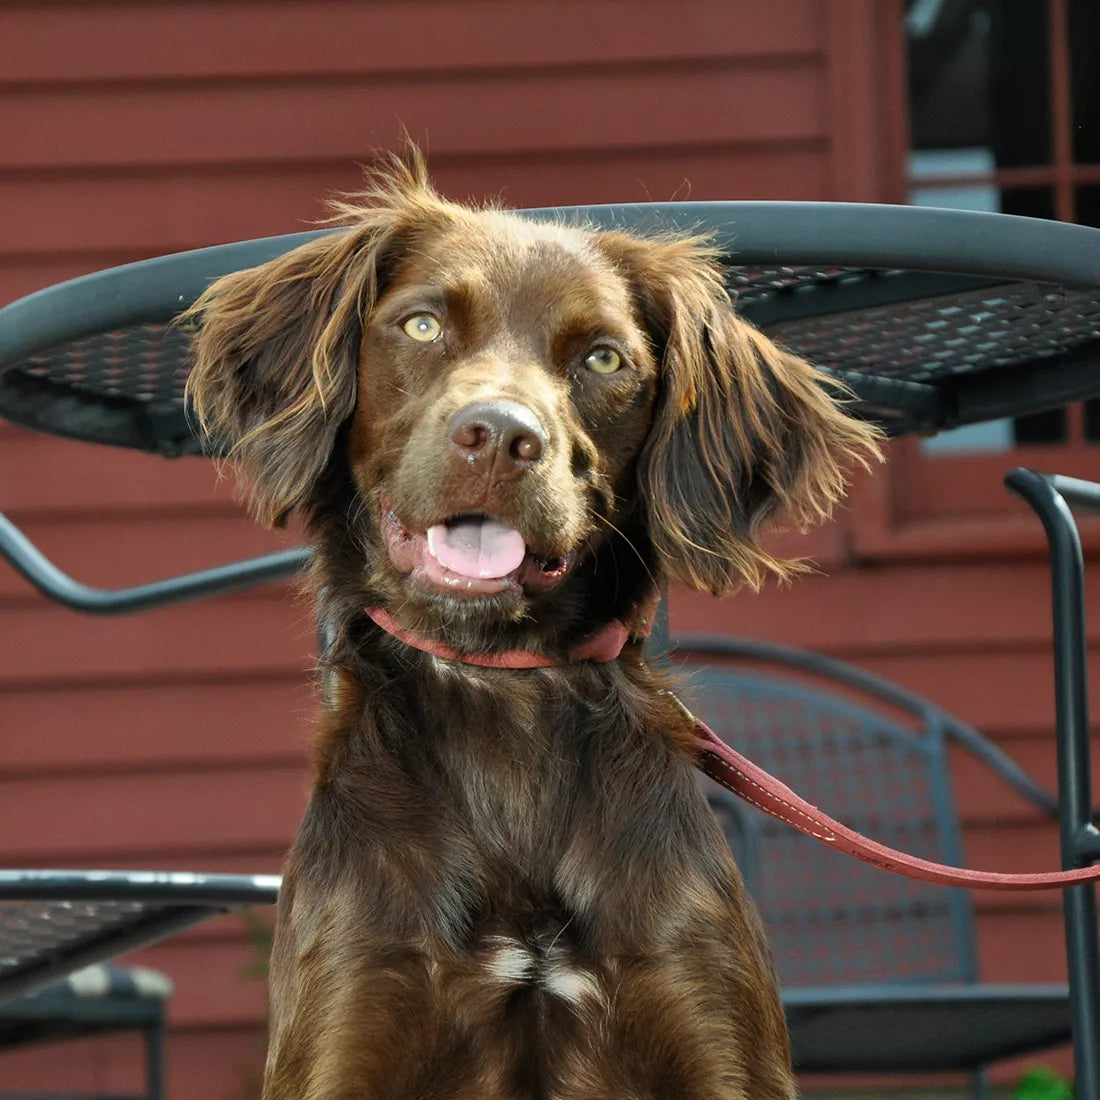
xmin=1014 ymin=1066 xmax=1075 ymax=1100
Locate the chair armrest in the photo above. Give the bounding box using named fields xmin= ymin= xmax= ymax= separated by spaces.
xmin=0 ymin=511 xmax=307 ymax=615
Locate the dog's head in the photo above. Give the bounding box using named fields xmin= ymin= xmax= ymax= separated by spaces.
xmin=186 ymin=155 xmax=880 ymax=650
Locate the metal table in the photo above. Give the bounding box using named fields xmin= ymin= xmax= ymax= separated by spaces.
xmin=0 ymin=872 xmax=279 ymax=1005
xmin=1 ymin=201 xmax=1098 ymax=1091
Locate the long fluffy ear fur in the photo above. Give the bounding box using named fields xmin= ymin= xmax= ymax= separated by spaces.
xmin=182 ymin=153 xmax=440 ymax=527
xmin=600 ymin=232 xmax=883 ymax=595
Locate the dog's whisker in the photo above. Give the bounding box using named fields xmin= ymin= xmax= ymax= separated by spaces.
xmin=591 ymin=512 xmax=658 ymax=591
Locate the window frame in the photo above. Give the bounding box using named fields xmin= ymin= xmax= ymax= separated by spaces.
xmin=852 ymin=0 xmax=1100 ymax=561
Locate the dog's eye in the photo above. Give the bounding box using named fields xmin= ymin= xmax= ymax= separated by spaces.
xmin=584 ymin=347 xmax=622 ymax=375
xmin=402 ymin=314 xmax=443 ymax=343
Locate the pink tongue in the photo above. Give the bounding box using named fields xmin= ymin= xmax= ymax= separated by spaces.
xmin=426 ymin=518 xmax=527 ymax=579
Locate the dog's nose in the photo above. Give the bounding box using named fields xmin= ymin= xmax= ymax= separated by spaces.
xmin=449 ymin=400 xmax=546 ymax=478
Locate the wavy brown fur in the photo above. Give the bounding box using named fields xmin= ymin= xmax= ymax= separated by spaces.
xmin=185 ymin=152 xmax=881 ymax=1100
xmin=596 ymin=230 xmax=881 ymax=593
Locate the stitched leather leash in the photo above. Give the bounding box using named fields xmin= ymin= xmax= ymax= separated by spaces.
xmin=365 ymin=606 xmax=1100 ymax=892
xmin=690 ymin=710 xmax=1100 ymax=892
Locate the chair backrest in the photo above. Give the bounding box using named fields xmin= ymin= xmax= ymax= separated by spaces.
xmin=678 ymin=637 xmax=980 ymax=990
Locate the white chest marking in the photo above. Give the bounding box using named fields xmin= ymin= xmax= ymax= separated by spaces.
xmin=482 ymin=935 xmax=605 ymax=1009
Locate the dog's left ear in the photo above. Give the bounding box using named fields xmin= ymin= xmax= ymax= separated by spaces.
xmin=600 ymin=233 xmax=883 ymax=595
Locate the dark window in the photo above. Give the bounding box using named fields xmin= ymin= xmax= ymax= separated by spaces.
xmin=1014 ymin=407 xmax=1067 ymax=445
xmin=905 ymin=0 xmax=1100 ymax=451
xmin=1086 ymin=399 xmax=1100 ymax=442
xmin=908 ymin=0 xmax=1051 ymax=169
xmin=1069 ymin=0 xmax=1100 ymax=162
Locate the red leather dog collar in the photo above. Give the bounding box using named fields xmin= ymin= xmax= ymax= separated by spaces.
xmin=365 ymin=605 xmax=632 ymax=667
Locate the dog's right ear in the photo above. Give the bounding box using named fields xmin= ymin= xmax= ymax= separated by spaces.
xmin=183 ymin=223 xmax=402 ymax=527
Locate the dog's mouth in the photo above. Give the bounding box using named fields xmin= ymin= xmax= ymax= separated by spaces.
xmin=380 ymin=501 xmax=576 ymax=598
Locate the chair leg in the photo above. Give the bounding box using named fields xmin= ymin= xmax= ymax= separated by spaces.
xmin=1007 ymin=470 xmax=1100 ymax=1100
xmin=971 ymin=1067 xmax=991 ymax=1100
xmin=144 ymin=1019 xmax=166 ymax=1100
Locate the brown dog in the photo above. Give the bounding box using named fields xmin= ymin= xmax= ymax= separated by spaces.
xmin=186 ymin=155 xmax=880 ymax=1100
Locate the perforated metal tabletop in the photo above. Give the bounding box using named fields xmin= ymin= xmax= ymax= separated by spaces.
xmin=0 ymin=872 xmax=279 ymax=1004
xmin=2 ymin=202 xmax=1100 ymax=455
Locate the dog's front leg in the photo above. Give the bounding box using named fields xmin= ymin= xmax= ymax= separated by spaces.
xmin=262 ymin=864 xmax=460 ymax=1100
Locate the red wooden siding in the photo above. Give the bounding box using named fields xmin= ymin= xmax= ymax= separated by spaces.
xmin=0 ymin=0 xmax=855 ymax=302
xmin=0 ymin=0 xmax=1081 ymax=1093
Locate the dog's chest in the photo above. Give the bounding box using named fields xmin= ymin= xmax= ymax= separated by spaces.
xmin=428 ymin=673 xmax=589 ymax=869
xmin=416 ymin=669 xmax=713 ymax=930
xmin=323 ymin=662 xmax=721 ymax=956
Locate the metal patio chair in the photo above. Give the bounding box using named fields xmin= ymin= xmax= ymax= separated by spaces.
xmin=0 ymin=964 xmax=171 ymax=1100
xmin=680 ymin=635 xmax=1072 ymax=1097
